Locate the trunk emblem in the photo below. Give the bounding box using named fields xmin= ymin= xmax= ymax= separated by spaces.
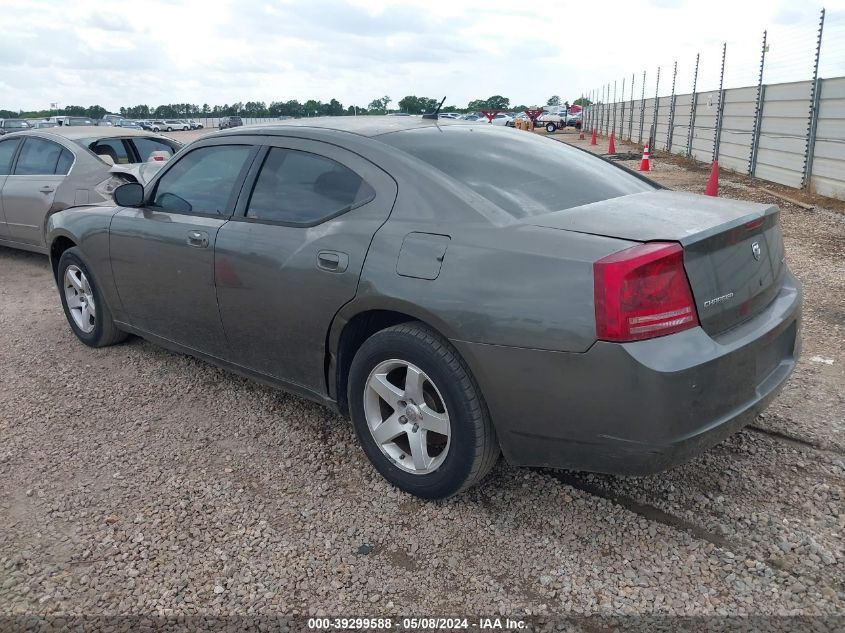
xmin=751 ymin=241 xmax=762 ymax=261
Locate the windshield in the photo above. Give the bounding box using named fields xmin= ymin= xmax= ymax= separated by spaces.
xmin=5 ymin=120 xmax=30 ymax=128
xmin=379 ymin=126 xmax=654 ymax=218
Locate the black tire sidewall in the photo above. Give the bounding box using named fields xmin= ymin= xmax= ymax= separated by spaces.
xmin=349 ymin=329 xmax=480 ymax=498
xmin=546 ymin=123 xmax=556 ymax=133
xmin=57 ymin=249 xmax=108 ymax=347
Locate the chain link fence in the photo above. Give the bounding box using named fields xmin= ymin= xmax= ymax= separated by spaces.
xmin=580 ymin=7 xmax=845 ymax=200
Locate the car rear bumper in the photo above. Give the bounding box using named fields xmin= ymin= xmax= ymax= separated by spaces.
xmin=453 ymin=272 xmax=802 ymax=475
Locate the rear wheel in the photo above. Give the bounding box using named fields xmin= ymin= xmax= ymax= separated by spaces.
xmin=58 ymin=248 xmax=127 ymax=348
xmin=348 ymin=323 xmax=499 ymax=499
xmin=546 ymin=122 xmax=557 ymax=133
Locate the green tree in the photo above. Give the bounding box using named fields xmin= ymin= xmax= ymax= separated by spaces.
xmin=546 ymin=95 xmax=561 ymax=106
xmin=303 ymin=99 xmax=321 ymax=116
xmin=572 ymin=97 xmax=593 ymax=106
xmin=398 ymin=95 xmax=439 ymax=114
xmin=485 ymin=95 xmax=509 ymax=110
xmin=326 ymin=98 xmax=344 ymax=116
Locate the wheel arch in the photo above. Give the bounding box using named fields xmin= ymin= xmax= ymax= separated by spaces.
xmin=328 ymin=301 xmax=460 ymax=417
xmin=49 ymin=234 xmax=77 ymax=282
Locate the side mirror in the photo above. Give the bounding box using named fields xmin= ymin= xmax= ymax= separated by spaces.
xmin=114 ymin=182 xmax=144 ymax=207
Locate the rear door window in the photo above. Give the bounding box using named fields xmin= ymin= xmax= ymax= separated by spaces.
xmin=89 ymin=139 xmax=131 ymax=164
xmin=13 ymin=138 xmax=64 ymax=175
xmin=245 ymin=148 xmax=375 ymax=225
xmin=0 ymin=138 xmax=21 ymax=175
xmin=56 ymin=149 xmax=74 ymax=175
xmin=152 ymin=144 xmax=253 ymax=216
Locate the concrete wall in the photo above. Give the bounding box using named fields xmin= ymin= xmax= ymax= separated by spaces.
xmin=584 ymin=75 xmax=845 ymax=200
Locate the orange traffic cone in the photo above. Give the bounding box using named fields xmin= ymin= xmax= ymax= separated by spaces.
xmin=590 ymin=128 xmax=597 ymax=145
xmin=639 ymin=144 xmax=650 ymax=171
xmin=705 ymin=161 xmax=719 ymax=196
xmin=608 ymin=133 xmax=616 ymax=155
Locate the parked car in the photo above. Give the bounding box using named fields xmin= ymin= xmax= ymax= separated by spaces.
xmin=437 ymin=113 xmax=461 ymax=120
xmin=117 ymin=120 xmax=143 ymax=130
xmin=187 ymin=120 xmax=204 ymax=130
xmin=486 ymin=112 xmax=514 ymax=126
xmin=146 ymin=120 xmax=166 ymax=132
xmin=48 ymin=116 xmax=97 ymax=127
xmin=31 ymin=121 xmax=58 ymax=129
xmin=161 ymin=119 xmax=190 ymax=132
xmin=100 ymin=114 xmax=124 ymax=126
xmin=0 ymin=119 xmax=32 ymax=135
xmin=0 ymin=127 xmax=181 ymax=254
xmin=45 ymin=117 xmax=801 ymax=499
xmin=218 ymin=116 xmax=243 ymax=129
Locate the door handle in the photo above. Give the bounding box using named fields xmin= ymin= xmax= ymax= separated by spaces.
xmin=317 ymin=250 xmax=349 ymax=273
xmin=186 ymin=230 xmax=209 ymax=248
xmin=39 ymin=186 xmax=55 ymax=194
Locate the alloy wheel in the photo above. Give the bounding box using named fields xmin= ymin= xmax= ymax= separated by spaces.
xmin=364 ymin=359 xmax=451 ymax=474
xmin=64 ymin=265 xmax=96 ymax=333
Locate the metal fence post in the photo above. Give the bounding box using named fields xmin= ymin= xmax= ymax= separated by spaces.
xmin=713 ymin=43 xmax=727 ymax=163
xmin=748 ymin=30 xmax=768 ymax=176
xmin=650 ymin=66 xmax=661 ymax=149
xmin=612 ymin=80 xmax=618 ymax=138
xmin=802 ymin=8 xmax=825 ymax=189
xmin=667 ymin=61 xmax=678 ymax=152
xmin=687 ymin=53 xmax=700 ymax=157
xmin=628 ymin=73 xmax=635 ymax=141
xmin=638 ymin=71 xmax=647 ymax=144
xmin=620 ymin=77 xmax=626 ymax=142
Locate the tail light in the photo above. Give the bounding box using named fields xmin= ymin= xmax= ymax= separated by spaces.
xmin=594 ymin=242 xmax=699 ymax=342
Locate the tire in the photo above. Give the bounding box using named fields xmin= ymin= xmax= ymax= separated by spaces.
xmin=57 ymin=248 xmax=127 ymax=348
xmin=348 ymin=323 xmax=499 ymax=499
xmin=152 ymin=127 xmax=160 ymax=133
xmin=546 ymin=122 xmax=557 ymax=133
xmin=166 ymin=127 xmax=173 ymax=132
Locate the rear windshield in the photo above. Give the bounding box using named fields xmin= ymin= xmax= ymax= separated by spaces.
xmin=379 ymin=126 xmax=654 ymax=218
xmin=4 ymin=120 xmax=30 ymax=128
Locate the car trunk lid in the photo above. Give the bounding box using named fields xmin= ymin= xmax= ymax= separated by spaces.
xmin=528 ymin=190 xmax=785 ymax=336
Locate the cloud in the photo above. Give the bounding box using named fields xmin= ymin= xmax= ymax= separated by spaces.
xmin=0 ymin=0 xmax=842 ymax=112
xmin=86 ymin=13 xmax=137 ymax=33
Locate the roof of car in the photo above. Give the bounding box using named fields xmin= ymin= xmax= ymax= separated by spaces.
xmin=12 ymin=126 xmax=168 ymax=140
xmin=216 ymin=115 xmax=473 ymax=138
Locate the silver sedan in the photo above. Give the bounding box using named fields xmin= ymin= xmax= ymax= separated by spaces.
xmin=0 ymin=127 xmax=181 ymax=254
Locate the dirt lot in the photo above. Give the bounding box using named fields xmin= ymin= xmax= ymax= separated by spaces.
xmin=0 ymin=126 xmax=843 ymax=627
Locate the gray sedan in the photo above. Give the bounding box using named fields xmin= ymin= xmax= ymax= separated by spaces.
xmin=0 ymin=127 xmax=181 ymax=254
xmin=45 ymin=117 xmax=802 ymax=498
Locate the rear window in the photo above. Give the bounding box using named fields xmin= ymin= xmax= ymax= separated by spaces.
xmin=133 ymin=137 xmax=179 ymax=162
xmin=379 ymin=127 xmax=654 ymax=218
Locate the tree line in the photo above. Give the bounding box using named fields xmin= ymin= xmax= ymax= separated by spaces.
xmin=1 ymin=95 xmax=593 ymax=121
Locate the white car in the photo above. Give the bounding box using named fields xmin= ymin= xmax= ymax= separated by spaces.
xmin=489 ymin=113 xmax=515 ymax=126
xmin=161 ymin=119 xmax=190 ymax=132
xmin=437 ymin=113 xmax=461 ymax=120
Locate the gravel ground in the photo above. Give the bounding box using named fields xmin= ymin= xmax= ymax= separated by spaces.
xmin=0 ymin=127 xmax=843 ymax=628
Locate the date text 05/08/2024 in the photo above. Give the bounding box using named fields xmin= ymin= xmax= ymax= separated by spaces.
xmin=307 ymin=617 xmax=528 ymax=630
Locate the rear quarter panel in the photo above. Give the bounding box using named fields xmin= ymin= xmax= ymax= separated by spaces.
xmin=345 ymin=184 xmax=636 ymax=354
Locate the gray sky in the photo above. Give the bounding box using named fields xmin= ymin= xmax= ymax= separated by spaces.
xmin=1 ymin=0 xmax=843 ymax=112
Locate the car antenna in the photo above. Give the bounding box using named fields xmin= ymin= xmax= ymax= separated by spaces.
xmin=422 ymin=96 xmax=447 ymax=120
